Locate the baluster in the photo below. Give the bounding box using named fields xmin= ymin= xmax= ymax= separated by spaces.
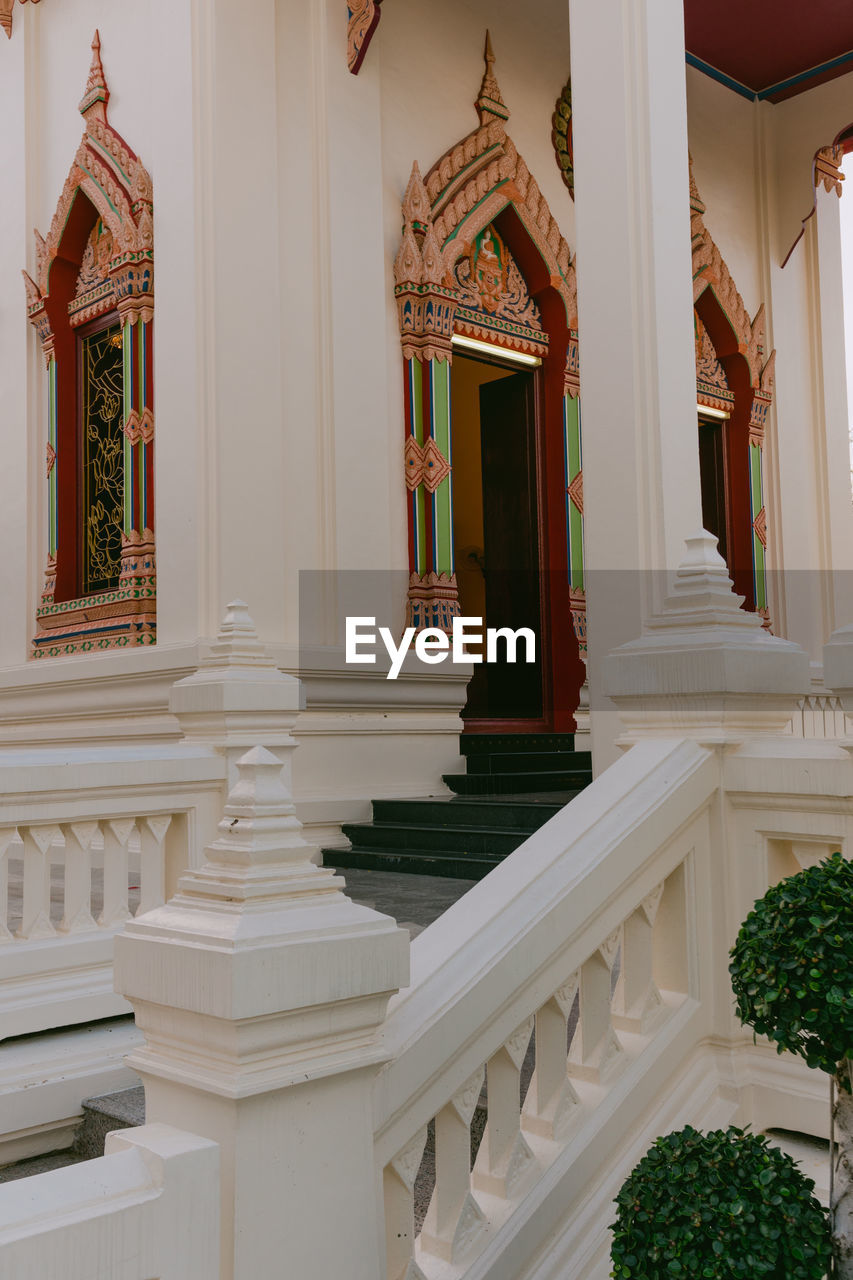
xmin=522 ymin=977 xmax=579 ymax=1140
xmin=100 ymin=819 xmax=134 ymax=927
xmin=420 ymin=1068 xmax=486 ymax=1264
xmin=473 ymin=1016 xmax=535 ymax=1198
xmin=653 ymin=863 xmax=689 ymax=996
xmin=384 ymin=1127 xmax=429 ymax=1280
xmin=613 ymin=885 xmax=665 ymax=1034
xmin=17 ymin=825 xmax=60 ymax=939
xmin=804 ymin=697 xmax=817 ymax=739
xmin=0 ymin=829 xmax=15 ymax=942
xmin=834 ymin=699 xmax=847 ymax=738
xmin=138 ymin=815 xmax=171 ymax=914
xmin=59 ymin=822 xmax=98 ymax=933
xmin=569 ymin=932 xmax=626 ymax=1083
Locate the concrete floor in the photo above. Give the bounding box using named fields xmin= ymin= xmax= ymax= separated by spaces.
xmin=330 ymin=865 xmax=478 ymax=936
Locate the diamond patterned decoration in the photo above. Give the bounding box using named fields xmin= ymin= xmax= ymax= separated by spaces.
xmin=404 ymin=435 xmax=424 ymax=491
xmin=421 ymin=437 xmax=451 ymax=492
xmin=403 ymin=435 xmax=450 ymax=493
xmin=45 ymin=440 xmax=56 ymax=478
xmin=567 ymin=468 xmax=584 ymax=515
xmin=753 ymin=505 xmax=767 ymax=548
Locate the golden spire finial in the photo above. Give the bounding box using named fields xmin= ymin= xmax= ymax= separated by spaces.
xmin=476 ymin=29 xmax=509 ymax=127
xmin=79 ymin=29 xmax=110 ymax=122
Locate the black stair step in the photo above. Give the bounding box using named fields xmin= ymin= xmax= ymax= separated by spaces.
xmin=370 ymin=795 xmax=569 ymax=830
xmin=328 ymin=846 xmax=500 ymax=880
xmin=443 ymin=770 xmax=591 ymax=796
xmin=341 ymin=820 xmax=528 ymax=857
xmin=465 ymin=750 xmax=592 ymax=776
xmin=460 ymin=733 xmax=580 ymax=757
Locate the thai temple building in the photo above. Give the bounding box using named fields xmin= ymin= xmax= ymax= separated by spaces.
xmin=1 ymin=0 xmax=853 ymax=1275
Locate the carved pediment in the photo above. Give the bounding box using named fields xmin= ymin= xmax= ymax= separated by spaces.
xmin=454 ymin=226 xmax=542 ymax=329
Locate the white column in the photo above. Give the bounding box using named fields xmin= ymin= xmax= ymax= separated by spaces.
xmin=0 ymin=9 xmax=35 ymax=665
xmin=146 ymin=0 xmax=203 ymax=645
xmin=151 ymin=0 xmax=287 ymax=645
xmin=812 ymin=182 xmax=853 ymax=636
xmin=569 ymin=0 xmax=703 ymax=770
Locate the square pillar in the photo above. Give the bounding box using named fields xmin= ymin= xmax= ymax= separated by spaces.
xmin=812 ymin=165 xmax=853 ymax=636
xmin=568 ymin=0 xmax=703 ymax=769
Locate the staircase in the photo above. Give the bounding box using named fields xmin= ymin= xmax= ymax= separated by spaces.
xmin=324 ymin=733 xmax=593 ymax=880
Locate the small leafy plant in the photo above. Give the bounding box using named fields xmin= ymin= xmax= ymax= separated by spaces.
xmin=730 ymin=851 xmax=853 ymax=1273
xmin=729 ymin=851 xmax=853 ymax=1081
xmin=610 ymin=1125 xmax=829 ymax=1279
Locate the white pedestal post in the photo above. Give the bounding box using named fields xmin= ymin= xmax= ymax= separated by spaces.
xmin=170 ymin=599 xmax=304 ymax=790
xmin=114 ymin=745 xmax=409 ymax=1280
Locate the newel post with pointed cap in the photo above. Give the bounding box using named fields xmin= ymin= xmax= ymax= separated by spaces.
xmin=170 ymin=599 xmax=304 ymax=790
xmin=602 ymin=532 xmax=810 ymax=744
xmin=114 ymin=745 xmax=409 ymax=1280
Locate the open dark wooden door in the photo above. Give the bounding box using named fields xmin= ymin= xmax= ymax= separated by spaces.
xmin=698 ymin=415 xmax=729 ymax=564
xmin=463 ymin=370 xmax=545 ymax=724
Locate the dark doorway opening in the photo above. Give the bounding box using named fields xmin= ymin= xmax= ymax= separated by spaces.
xmin=451 ymin=353 xmax=546 ymax=726
xmin=698 ymin=412 xmax=729 ymax=565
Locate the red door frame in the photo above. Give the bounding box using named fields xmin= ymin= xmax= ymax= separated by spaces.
xmin=462 ymin=205 xmax=585 ymax=734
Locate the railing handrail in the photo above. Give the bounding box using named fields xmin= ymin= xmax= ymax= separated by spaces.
xmin=0 ymin=1124 xmax=219 ymax=1279
xmin=374 ymin=738 xmax=718 ymax=1153
xmin=0 ymin=743 xmax=224 ymax=809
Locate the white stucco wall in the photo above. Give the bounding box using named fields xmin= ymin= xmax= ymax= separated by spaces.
xmin=2 ymin=0 xmax=853 ymax=722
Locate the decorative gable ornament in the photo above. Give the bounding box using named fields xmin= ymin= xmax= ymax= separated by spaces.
xmin=0 ymin=0 xmax=39 ymax=41
xmin=552 ymin=78 xmax=574 ymax=198
xmin=23 ymin=30 xmax=154 ymax=365
xmin=393 ymin=33 xmax=577 ymax=374
xmin=347 ymin=0 xmax=383 ymax=74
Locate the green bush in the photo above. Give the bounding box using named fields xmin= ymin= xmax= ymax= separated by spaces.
xmin=610 ymin=1125 xmax=829 ymax=1279
xmin=729 ymin=851 xmax=853 ymax=1082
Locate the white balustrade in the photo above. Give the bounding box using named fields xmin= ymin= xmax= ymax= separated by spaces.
xmin=383 ymin=858 xmax=690 ymax=1279
xmin=374 ymin=739 xmax=708 ymax=1280
xmin=0 ymin=1125 xmax=219 ymax=1280
xmin=0 ymin=746 xmax=225 ymax=1040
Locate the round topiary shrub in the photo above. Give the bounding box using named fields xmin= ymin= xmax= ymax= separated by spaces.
xmin=610 ymin=1125 xmax=829 ymax=1279
xmin=729 ymin=851 xmax=853 ymax=1081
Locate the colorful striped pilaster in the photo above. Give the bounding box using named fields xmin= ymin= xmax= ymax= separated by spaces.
xmin=564 ymin=392 xmax=587 ymax=653
xmin=749 ymin=439 xmax=767 ymax=616
xmin=428 ymin=358 xmax=453 ymax=578
xmin=47 ymin=357 xmax=58 ymax=558
xmin=122 ymin=319 xmax=134 ymax=537
xmin=405 ymin=356 xmax=427 ymax=576
xmin=563 ymin=392 xmax=584 ymax=592
xmin=403 ymin=354 xmax=459 ymax=633
xmin=138 ymin=318 xmax=150 ymax=532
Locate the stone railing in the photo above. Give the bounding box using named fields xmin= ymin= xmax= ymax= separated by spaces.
xmin=0 ymin=746 xmax=225 ymax=1040
xmin=3 ymin=727 xmax=848 ymax=1279
xmin=5 ymin=558 xmax=853 ymax=1278
xmin=0 ymin=600 xmax=302 ymax=1046
xmin=375 ymin=738 xmax=714 ymax=1279
xmin=0 ymin=1124 xmax=219 ymax=1279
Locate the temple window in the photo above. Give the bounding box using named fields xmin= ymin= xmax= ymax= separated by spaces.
xmin=22 ymin=33 xmax=155 ymax=658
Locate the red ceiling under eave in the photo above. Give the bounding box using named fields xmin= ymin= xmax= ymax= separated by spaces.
xmin=684 ymin=0 xmax=853 ymax=102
